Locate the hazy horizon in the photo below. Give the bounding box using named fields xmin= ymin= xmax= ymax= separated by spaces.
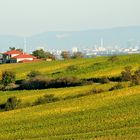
xmin=0 ymin=0 xmax=140 ymax=36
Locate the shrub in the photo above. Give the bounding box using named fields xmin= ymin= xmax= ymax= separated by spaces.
xmin=5 ymin=96 xmax=21 ymax=111
xmin=27 ymin=70 xmax=42 ymax=78
xmin=34 ymin=94 xmax=59 ymax=105
xmin=20 ymin=76 xmax=81 ymax=90
xmin=67 ymin=65 xmax=78 ymax=71
xmin=2 ymin=70 xmax=16 ymax=86
xmin=100 ymin=77 xmax=110 ymax=84
xmin=91 ymin=88 xmax=104 ymax=93
xmin=108 ymin=55 xmax=119 ymax=63
xmin=4 ymin=83 xmax=19 ymax=91
xmin=71 ymin=52 xmax=84 ymax=59
xmin=61 ymin=51 xmax=71 ymax=59
xmin=54 ymin=76 xmax=81 ymax=87
xmin=0 ymin=84 xmax=4 ymax=90
xmin=131 ymin=69 xmax=140 ymax=85
xmin=20 ymin=76 xmax=52 ymax=90
xmin=109 ymin=83 xmax=124 ymax=91
xmin=121 ymin=66 xmax=132 ymax=81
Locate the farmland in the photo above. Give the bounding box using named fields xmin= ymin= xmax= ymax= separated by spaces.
xmin=0 ymin=54 xmax=140 ymax=139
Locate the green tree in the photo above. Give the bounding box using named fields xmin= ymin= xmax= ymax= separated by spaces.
xmin=72 ymin=52 xmax=84 ymax=59
xmin=2 ymin=71 xmax=16 ymax=86
xmin=9 ymin=47 xmax=16 ymax=50
xmin=61 ymin=51 xmax=71 ymax=59
xmin=5 ymin=96 xmax=21 ymax=111
xmin=121 ymin=66 xmax=132 ymax=81
xmin=131 ymin=68 xmax=140 ymax=85
xmin=32 ymin=49 xmax=55 ymax=59
xmin=16 ymin=48 xmax=23 ymax=52
xmin=32 ymin=49 xmax=46 ymax=58
xmin=9 ymin=47 xmax=23 ymax=52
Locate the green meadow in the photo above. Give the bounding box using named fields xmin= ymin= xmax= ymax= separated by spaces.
xmin=0 ymin=54 xmax=140 ymax=139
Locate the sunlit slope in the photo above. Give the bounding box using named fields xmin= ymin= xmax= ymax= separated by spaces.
xmin=0 ymin=85 xmax=139 ymax=139
xmin=0 ymin=83 xmax=114 ymax=104
xmin=0 ymin=54 xmax=140 ymax=80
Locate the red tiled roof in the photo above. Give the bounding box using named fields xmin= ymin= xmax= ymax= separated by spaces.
xmin=12 ymin=53 xmax=36 ymax=59
xmin=4 ymin=50 xmax=23 ymax=55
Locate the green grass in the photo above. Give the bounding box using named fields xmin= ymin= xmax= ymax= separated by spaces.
xmin=0 ymin=54 xmax=140 ymax=80
xmin=0 ymin=85 xmax=139 ymax=139
xmin=0 ymin=54 xmax=140 ymax=139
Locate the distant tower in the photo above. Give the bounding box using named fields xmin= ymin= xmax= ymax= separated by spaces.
xmin=24 ymin=38 xmax=27 ymax=53
xmin=101 ymin=38 xmax=104 ymax=48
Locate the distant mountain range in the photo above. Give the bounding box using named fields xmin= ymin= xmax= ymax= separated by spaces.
xmin=0 ymin=26 xmax=140 ymax=52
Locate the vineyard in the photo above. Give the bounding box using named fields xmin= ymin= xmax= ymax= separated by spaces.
xmin=0 ymin=54 xmax=140 ymax=139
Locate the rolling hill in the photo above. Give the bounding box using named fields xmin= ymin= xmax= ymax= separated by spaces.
xmin=0 ymin=26 xmax=140 ymax=52
xmin=0 ymin=54 xmax=139 ymax=139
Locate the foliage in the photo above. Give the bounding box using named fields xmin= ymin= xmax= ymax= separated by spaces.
xmin=9 ymin=47 xmax=23 ymax=52
xmin=54 ymin=76 xmax=81 ymax=87
xmin=32 ymin=49 xmax=55 ymax=59
xmin=61 ymin=51 xmax=71 ymax=59
xmin=100 ymin=77 xmax=110 ymax=84
xmin=5 ymin=96 xmax=21 ymax=111
xmin=4 ymin=83 xmax=19 ymax=91
xmin=121 ymin=66 xmax=132 ymax=81
xmin=131 ymin=68 xmax=140 ymax=85
xmin=108 ymin=55 xmax=119 ymax=62
xmin=27 ymin=70 xmax=42 ymax=78
xmin=34 ymin=94 xmax=59 ymax=105
xmin=71 ymin=52 xmax=84 ymax=59
xmin=20 ymin=76 xmax=52 ymax=90
xmin=2 ymin=70 xmax=16 ymax=86
xmin=9 ymin=47 xmax=16 ymax=50
xmin=66 ymin=65 xmax=79 ymax=71
xmin=109 ymin=83 xmax=124 ymax=91
xmin=20 ymin=75 xmax=81 ymax=90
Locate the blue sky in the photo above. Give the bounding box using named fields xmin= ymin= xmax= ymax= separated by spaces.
xmin=0 ymin=0 xmax=139 ymax=36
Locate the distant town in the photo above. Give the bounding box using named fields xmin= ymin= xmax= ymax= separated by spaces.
xmin=48 ymin=39 xmax=140 ymax=59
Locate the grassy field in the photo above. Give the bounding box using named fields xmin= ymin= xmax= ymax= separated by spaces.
xmin=0 ymin=54 xmax=140 ymax=139
xmin=0 ymin=54 xmax=140 ymax=80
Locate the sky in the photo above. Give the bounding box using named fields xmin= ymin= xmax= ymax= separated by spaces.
xmin=0 ymin=0 xmax=139 ymax=36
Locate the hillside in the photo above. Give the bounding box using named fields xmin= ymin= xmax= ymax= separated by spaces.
xmin=0 ymin=54 xmax=140 ymax=139
xmin=0 ymin=54 xmax=140 ymax=80
xmin=0 ymin=26 xmax=140 ymax=51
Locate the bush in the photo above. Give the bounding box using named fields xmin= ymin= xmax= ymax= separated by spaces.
xmin=4 ymin=83 xmax=19 ymax=91
xmin=67 ymin=65 xmax=78 ymax=71
xmin=54 ymin=76 xmax=81 ymax=88
xmin=20 ymin=76 xmax=52 ymax=90
xmin=2 ymin=70 xmax=16 ymax=86
xmin=100 ymin=77 xmax=110 ymax=84
xmin=131 ymin=69 xmax=140 ymax=85
xmin=5 ymin=96 xmax=21 ymax=111
xmin=27 ymin=70 xmax=42 ymax=78
xmin=121 ymin=66 xmax=132 ymax=81
xmin=20 ymin=76 xmax=81 ymax=90
xmin=91 ymin=88 xmax=104 ymax=93
xmin=34 ymin=94 xmax=59 ymax=105
xmin=108 ymin=55 xmax=119 ymax=62
xmin=71 ymin=52 xmax=84 ymax=59
xmin=109 ymin=83 xmax=124 ymax=91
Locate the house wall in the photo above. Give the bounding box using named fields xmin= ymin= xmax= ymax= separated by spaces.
xmin=17 ymin=58 xmax=33 ymax=62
